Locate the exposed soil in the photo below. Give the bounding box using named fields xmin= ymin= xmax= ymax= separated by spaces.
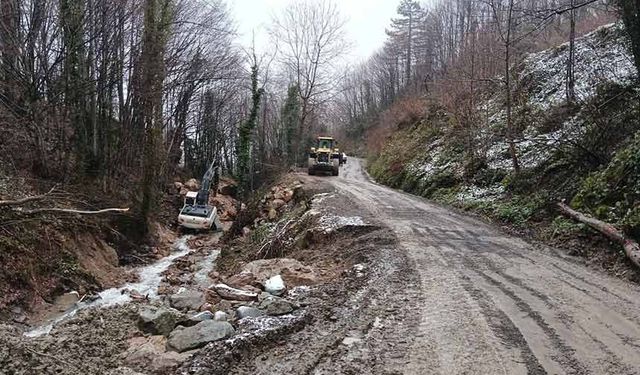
xmin=3 ymin=160 xmax=640 ymax=374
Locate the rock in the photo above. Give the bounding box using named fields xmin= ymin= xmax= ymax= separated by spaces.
xmin=167 ymin=320 xmax=235 ymax=352
xmin=264 ymin=275 xmax=286 ymax=296
xmin=219 ymin=183 xmax=237 ymax=197
xmin=200 ymin=303 xmax=214 ymax=312
xmin=83 ymin=293 xmax=102 ymax=302
xmin=129 ymin=289 xmax=147 ymax=301
xmin=214 ymin=300 xmax=233 ymax=313
xmin=12 ymin=314 xmax=27 ymax=324
xmin=184 ymin=178 xmax=199 ymax=191
xmin=268 ymin=208 xmax=278 ymax=220
xmin=258 ymin=295 xmax=297 ymax=316
xmin=242 ymin=258 xmax=318 ymax=286
xmin=258 ymin=292 xmax=272 ymax=302
xmin=54 ymin=291 xmax=80 ymax=312
xmin=212 ymin=283 xmax=258 ymax=301
xmin=173 ymin=181 xmax=183 ymax=191
xmin=225 ymin=271 xmax=258 ymax=289
xmin=9 ymin=306 xmax=22 ymax=315
xmin=169 ymin=290 xmax=205 ymax=312
xmin=236 ymin=306 xmax=265 ymax=319
xmin=189 ymin=311 xmax=214 ymax=323
xmin=138 ymin=306 xmax=182 ymax=336
xmin=122 ymin=335 xmax=192 ymax=373
xmin=271 ymin=199 xmax=286 ymax=210
xmin=273 ymin=190 xmax=285 ymax=200
xmin=213 ymin=311 xmax=228 ymax=321
xmin=242 ymin=226 xmax=252 ymax=237
xmin=179 ymin=187 xmax=189 ymax=196
xmin=241 ymin=285 xmax=262 ymax=294
xmin=283 ymin=189 xmax=295 ymax=202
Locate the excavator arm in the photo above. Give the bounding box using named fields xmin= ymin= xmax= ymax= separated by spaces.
xmin=196 ymin=161 xmax=220 ymax=206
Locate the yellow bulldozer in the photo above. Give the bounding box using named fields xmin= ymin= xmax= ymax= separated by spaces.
xmin=308 ymin=136 xmax=341 ymax=176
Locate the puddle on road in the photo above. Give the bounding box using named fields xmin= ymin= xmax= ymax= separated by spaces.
xmin=25 ymin=235 xmax=197 ymax=338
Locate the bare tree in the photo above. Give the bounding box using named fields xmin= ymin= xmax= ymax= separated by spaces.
xmin=270 ymin=0 xmax=348 ymax=162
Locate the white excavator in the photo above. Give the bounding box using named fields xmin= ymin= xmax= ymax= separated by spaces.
xmin=177 ymin=161 xmax=223 ymax=231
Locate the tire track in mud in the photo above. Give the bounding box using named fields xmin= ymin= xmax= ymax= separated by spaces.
xmin=327 ymin=159 xmax=640 ymax=374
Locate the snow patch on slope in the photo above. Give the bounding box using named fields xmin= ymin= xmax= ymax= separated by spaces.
xmin=521 ymin=22 xmax=635 ymax=111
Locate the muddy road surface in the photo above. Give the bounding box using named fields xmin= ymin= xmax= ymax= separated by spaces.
xmin=6 ymin=160 xmax=640 ymax=375
xmin=319 ymin=158 xmax=640 ymax=374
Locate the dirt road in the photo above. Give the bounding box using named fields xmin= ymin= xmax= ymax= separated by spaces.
xmin=327 ymin=159 xmax=640 ymax=374
xmin=184 ymin=159 xmax=640 ymax=375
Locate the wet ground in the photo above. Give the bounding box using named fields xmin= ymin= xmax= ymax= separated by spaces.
xmin=3 ymin=160 xmax=640 ymax=374
xmin=188 ymin=159 xmax=640 ymax=374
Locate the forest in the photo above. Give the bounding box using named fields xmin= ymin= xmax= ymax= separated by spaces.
xmin=2 ymin=1 xmax=640 ymax=373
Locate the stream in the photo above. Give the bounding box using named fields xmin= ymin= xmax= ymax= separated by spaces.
xmin=24 ymin=235 xmax=209 ymax=338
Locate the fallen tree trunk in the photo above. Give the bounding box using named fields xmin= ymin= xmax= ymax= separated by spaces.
xmin=557 ymin=202 xmax=640 ymax=268
xmin=0 ymin=186 xmax=57 ymax=207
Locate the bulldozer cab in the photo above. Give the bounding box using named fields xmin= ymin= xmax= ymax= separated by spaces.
xmin=316 ymin=137 xmax=336 ymax=150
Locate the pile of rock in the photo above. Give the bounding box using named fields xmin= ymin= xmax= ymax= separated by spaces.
xmin=133 ymin=260 xmax=309 ymax=356
xmin=171 ymin=176 xmax=241 ymax=226
xmin=258 ymin=182 xmax=303 ymax=222
xmin=173 ymin=178 xmax=199 ymax=196
xmin=135 ymin=304 xmax=235 ymax=356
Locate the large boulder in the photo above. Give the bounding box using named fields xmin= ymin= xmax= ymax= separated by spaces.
xmin=264 ymin=275 xmax=286 ymax=296
xmin=282 ymin=189 xmax=295 ymax=202
xmin=169 ymin=290 xmax=205 ymax=312
xmin=212 ymin=283 xmax=258 ymax=301
xmin=242 ymin=258 xmax=318 ymax=286
xmin=214 ymin=311 xmax=228 ymax=321
xmin=184 ymin=178 xmax=199 ymax=191
xmin=258 ymin=295 xmax=297 ymax=316
xmin=167 ymin=320 xmax=235 ymax=352
xmin=211 ymin=195 xmax=238 ymax=221
xmin=137 ymin=306 xmax=182 ymax=336
xmin=219 ymin=181 xmax=238 ymax=197
xmin=236 ymin=306 xmax=265 ymax=319
xmin=270 ymin=199 xmax=286 ymax=210
xmin=187 ymin=311 xmax=214 ymax=324
xmin=121 ymin=335 xmax=192 ymax=373
xmin=225 ymin=271 xmax=258 ymax=289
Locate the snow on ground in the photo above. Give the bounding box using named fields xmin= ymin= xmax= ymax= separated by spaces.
xmin=483 ymin=22 xmax=636 ymax=171
xmin=317 ymin=215 xmax=366 ymax=233
xmin=455 ymin=185 xmax=505 ymax=204
xmin=522 ymin=22 xmax=635 ymax=111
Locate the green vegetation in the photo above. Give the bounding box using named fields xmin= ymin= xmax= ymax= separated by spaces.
xmin=369 ymin=78 xmax=640 ymax=242
xmin=572 ymin=133 xmax=640 ymax=238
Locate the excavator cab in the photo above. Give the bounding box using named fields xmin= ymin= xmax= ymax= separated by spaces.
xmin=178 ymin=163 xmax=223 ymax=231
xmin=184 ymin=192 xmax=197 ymax=206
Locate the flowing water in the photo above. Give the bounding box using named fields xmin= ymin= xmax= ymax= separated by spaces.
xmin=24 ymin=235 xmax=196 ymax=338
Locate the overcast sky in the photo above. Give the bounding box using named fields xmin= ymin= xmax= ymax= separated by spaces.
xmin=228 ymin=0 xmax=400 ymax=62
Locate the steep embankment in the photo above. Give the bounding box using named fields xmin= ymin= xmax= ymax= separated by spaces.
xmin=0 ymin=169 xmax=232 ymax=322
xmin=369 ymin=22 xmax=640 ymax=279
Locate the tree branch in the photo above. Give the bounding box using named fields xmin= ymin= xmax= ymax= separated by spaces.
xmin=15 ymin=207 xmax=130 ymax=215
xmin=0 ymin=186 xmax=57 ymax=207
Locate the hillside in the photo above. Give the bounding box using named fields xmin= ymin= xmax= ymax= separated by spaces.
xmin=369 ymin=22 xmax=640 ymax=279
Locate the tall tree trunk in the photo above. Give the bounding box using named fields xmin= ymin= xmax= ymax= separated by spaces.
xmin=504 ymin=0 xmax=520 ymax=174
xmin=566 ymin=0 xmax=576 ymax=104
xmin=0 ymin=0 xmax=21 ymax=103
xmin=139 ymin=0 xmax=172 ymax=232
